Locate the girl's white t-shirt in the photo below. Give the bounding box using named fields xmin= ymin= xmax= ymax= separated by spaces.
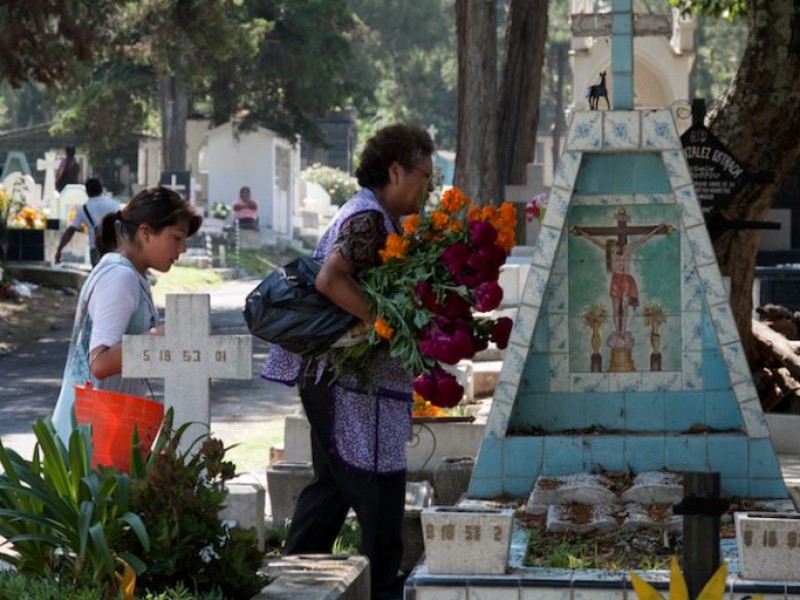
xmin=87 ymin=264 xmax=154 ymax=352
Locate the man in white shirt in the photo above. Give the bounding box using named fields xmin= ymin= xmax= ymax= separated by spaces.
xmin=55 ymin=178 xmax=120 ymax=266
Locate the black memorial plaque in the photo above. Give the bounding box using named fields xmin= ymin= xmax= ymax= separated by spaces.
xmin=681 ymin=124 xmax=745 ymax=210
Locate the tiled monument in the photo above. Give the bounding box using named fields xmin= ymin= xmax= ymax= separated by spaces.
xmin=466 ymin=5 xmax=785 ymax=505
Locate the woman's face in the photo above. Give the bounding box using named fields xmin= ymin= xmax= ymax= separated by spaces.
xmin=397 ymin=156 xmax=434 ymax=215
xmin=143 ymin=221 xmax=190 ymax=273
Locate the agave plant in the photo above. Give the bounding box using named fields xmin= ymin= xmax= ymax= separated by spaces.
xmin=0 ymin=418 xmax=149 ymax=596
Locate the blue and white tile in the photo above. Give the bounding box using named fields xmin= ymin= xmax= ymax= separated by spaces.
xmin=415 ymin=587 xmax=468 ymax=600
xmin=662 ymin=150 xmax=693 ymax=189
xmin=570 ymin=372 xmax=610 ymax=393
xmin=674 ymin=186 xmax=705 ymax=228
xmin=643 ymin=109 xmax=681 ymax=149
xmin=685 ymin=223 xmax=717 ymax=267
xmin=609 ymin=372 xmax=642 ymax=392
xmin=552 ymin=240 xmax=569 ymax=274
xmin=731 ymin=379 xmax=760 ymax=408
xmin=739 ymin=398 xmax=770 ymax=438
xmin=708 ymin=303 xmax=740 ymax=346
xmin=468 ymin=588 xmax=519 ymax=600
xmin=612 ymin=194 xmax=635 ymax=206
xmin=635 ymin=192 xmax=673 ymax=205
xmin=603 ymin=111 xmax=640 ymax=149
xmin=521 ymin=265 xmax=549 ymax=306
xmin=697 ymin=263 xmax=729 ymax=307
xmin=681 ymin=271 xmax=703 ymax=312
xmin=643 ymin=371 xmax=682 ymax=391
xmin=549 ymin=353 xmax=570 ymax=392
xmin=485 ymin=384 xmax=515 ymax=438
xmin=681 ymin=310 xmax=703 ymax=352
xmin=571 ymin=194 xmax=614 ymax=206
xmin=720 ymin=343 xmax=751 ymax=387
xmin=511 ymin=306 xmax=538 ymax=349
xmin=547 ymin=273 xmax=569 ymax=314
xmin=547 ymin=313 xmax=569 ymax=353
xmin=520 ymin=589 xmax=571 ymax=600
xmin=533 ymin=226 xmax=562 ymax=268
xmin=553 ymin=151 xmax=582 ymax=191
xmin=500 ymin=342 xmax=527 ymax=383
xmin=544 ymin=187 xmax=571 ymax=228
xmin=566 ymin=111 xmax=603 ymax=151
xmin=682 ymin=351 xmax=703 ymax=390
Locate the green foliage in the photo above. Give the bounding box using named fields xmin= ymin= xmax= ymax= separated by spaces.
xmin=332 ymin=518 xmax=362 ymax=555
xmin=670 ymin=0 xmax=747 ymax=19
xmin=301 ymin=163 xmax=359 ymax=206
xmin=0 ymin=419 xmax=148 ymax=593
xmin=120 ymin=422 xmax=267 ymax=600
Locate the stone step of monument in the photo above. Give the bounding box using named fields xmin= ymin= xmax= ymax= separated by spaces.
xmin=526 ymin=471 xmax=683 ymax=508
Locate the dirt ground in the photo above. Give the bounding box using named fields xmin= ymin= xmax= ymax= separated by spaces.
xmin=0 ymin=284 xmax=78 ymax=356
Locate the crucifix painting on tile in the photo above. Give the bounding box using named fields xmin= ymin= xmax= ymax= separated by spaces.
xmin=468 ymin=0 xmax=786 ymax=502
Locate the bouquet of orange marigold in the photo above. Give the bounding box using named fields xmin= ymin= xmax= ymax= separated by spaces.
xmin=348 ymin=187 xmax=516 ymax=408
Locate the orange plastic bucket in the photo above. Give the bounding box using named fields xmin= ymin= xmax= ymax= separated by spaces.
xmin=74 ymin=383 xmax=164 ymax=472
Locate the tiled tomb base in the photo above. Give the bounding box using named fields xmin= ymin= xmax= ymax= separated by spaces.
xmin=406 ymin=495 xmax=800 ymax=600
xmin=404 ymin=534 xmax=800 ymax=600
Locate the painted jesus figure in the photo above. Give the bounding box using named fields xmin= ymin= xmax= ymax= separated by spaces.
xmin=572 ymin=209 xmax=673 ymax=356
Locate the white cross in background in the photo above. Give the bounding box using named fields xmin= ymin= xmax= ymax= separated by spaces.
xmin=122 ymin=294 xmax=252 ymax=453
xmin=162 ymin=174 xmax=187 ymax=195
xmin=36 ymin=151 xmax=60 ymax=204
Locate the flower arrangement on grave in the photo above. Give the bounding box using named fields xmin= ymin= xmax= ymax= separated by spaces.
xmin=629 ymin=555 xmax=740 ymax=600
xmin=524 ymin=192 xmax=548 ymax=224
xmin=211 ymin=202 xmax=232 ymax=220
xmin=330 ymin=187 xmax=516 ymax=409
xmin=0 ymin=180 xmax=44 ymax=230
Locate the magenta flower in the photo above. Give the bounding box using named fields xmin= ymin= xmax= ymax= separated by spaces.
xmin=468 ymin=220 xmax=498 ymax=248
xmin=414 ymin=366 xmax=464 ymax=408
xmin=491 ymin=317 xmax=513 ymax=349
xmin=473 ymin=280 xmax=503 ymax=312
xmin=419 ymin=328 xmax=474 ymax=364
xmin=442 ymin=242 xmax=470 ymax=275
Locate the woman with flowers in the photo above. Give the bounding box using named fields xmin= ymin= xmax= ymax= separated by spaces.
xmin=262 ymin=123 xmax=435 ymax=600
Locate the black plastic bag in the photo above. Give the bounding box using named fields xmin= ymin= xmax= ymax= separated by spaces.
xmin=243 ymin=256 xmax=358 ymax=355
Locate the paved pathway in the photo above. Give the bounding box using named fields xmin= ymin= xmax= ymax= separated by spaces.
xmin=0 ymin=277 xmax=301 ymax=498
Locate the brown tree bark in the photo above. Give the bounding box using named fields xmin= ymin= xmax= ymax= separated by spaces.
xmin=159 ymin=73 xmax=188 ymax=172
xmin=708 ymin=0 xmax=800 ymax=368
xmin=497 ymin=0 xmax=548 ymax=197
xmin=454 ymin=0 xmax=498 ymax=205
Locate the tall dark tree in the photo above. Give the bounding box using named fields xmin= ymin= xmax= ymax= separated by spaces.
xmin=674 ymin=0 xmax=800 ymax=365
xmin=497 ymin=1 xmax=548 ymax=197
xmin=454 ymin=0 xmax=498 ymax=203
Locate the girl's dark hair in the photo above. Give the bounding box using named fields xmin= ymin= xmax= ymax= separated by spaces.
xmin=355 ymin=123 xmax=435 ymax=189
xmin=97 ymin=187 xmax=202 ymax=256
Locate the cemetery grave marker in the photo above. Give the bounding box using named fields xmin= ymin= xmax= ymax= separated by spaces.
xmin=122 ymin=293 xmax=252 ymax=452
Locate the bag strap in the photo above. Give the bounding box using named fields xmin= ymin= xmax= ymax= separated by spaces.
xmin=82 ymin=204 xmax=95 ymax=228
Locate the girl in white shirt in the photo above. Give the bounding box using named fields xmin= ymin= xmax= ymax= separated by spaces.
xmin=52 ymin=187 xmax=202 ymax=443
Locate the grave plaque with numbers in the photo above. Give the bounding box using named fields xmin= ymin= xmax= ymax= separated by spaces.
xmin=122 ymin=293 xmax=252 ymax=452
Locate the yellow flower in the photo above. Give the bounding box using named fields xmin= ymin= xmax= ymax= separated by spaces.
xmin=440 ymin=187 xmax=469 ymax=213
xmin=374 ymin=319 xmax=394 ymax=340
xmin=629 ymin=556 xmax=746 ymax=600
xmin=379 ymin=233 xmax=410 ymax=263
xmin=403 ymin=213 xmax=421 ymax=236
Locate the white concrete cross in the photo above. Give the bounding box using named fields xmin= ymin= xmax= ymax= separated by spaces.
xmin=122 ymin=293 xmax=252 ymax=452
xmin=36 ymin=151 xmax=59 ymax=206
xmin=162 ymin=173 xmax=187 ymax=195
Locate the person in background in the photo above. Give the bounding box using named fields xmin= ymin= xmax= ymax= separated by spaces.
xmin=55 ymin=146 xmax=81 ymax=192
xmin=262 ymin=123 xmax=435 ymax=600
xmin=54 ymin=178 xmax=120 ymax=266
xmin=52 ymin=187 xmax=202 ymax=444
xmin=232 ymin=185 xmax=259 ymax=230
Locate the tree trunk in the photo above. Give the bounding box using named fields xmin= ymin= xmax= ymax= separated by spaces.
xmin=497 ymin=0 xmax=548 ymax=199
xmin=454 ymin=0 xmax=498 ymax=205
xmin=708 ymin=0 xmax=800 ymax=368
xmin=159 ymin=73 xmax=188 ymax=172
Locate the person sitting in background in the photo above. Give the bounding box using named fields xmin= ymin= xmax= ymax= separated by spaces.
xmin=232 ymin=186 xmax=259 ymax=230
xmin=55 ymin=146 xmax=81 ymax=192
xmin=55 ymin=178 xmax=121 ymax=267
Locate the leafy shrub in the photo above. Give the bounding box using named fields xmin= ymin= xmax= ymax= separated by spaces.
xmin=0 ymin=419 xmax=149 ymax=595
xmin=120 ymin=423 xmax=267 ymax=599
xmin=301 ymin=163 xmax=358 ymax=206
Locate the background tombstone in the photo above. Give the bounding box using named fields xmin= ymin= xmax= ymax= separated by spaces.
xmin=36 ymin=150 xmax=59 ymax=209
xmin=122 ymin=293 xmax=252 ymax=453
xmin=160 ymin=170 xmax=191 ymax=200
xmin=3 ymin=151 xmax=31 ymax=177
